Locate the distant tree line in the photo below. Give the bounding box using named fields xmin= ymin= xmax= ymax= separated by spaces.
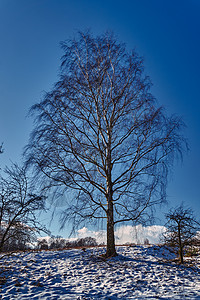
xmin=37 ymin=236 xmax=98 ymax=250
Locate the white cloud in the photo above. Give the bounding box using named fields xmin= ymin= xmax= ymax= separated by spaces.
xmin=76 ymin=224 xmax=166 ymax=245
xmin=115 ymin=224 xmax=166 ymax=245
xmin=77 ymin=227 xmax=106 ymax=244
xmin=39 ymin=225 xmax=166 ymax=245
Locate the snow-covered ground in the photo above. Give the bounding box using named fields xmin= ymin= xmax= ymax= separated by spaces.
xmin=0 ymin=245 xmax=200 ymax=299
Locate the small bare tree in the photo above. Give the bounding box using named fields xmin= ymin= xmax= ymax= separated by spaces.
xmin=25 ymin=31 xmax=186 ymax=257
xmin=0 ymin=164 xmax=48 ymax=252
xmin=144 ymin=238 xmax=150 ymax=245
xmin=164 ymin=204 xmax=200 ymax=264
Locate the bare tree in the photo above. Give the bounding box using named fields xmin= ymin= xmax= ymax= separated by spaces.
xmin=144 ymin=238 xmax=150 ymax=245
xmin=164 ymin=204 xmax=200 ymax=264
xmin=37 ymin=238 xmax=49 ymax=250
xmin=0 ymin=164 xmax=48 ymax=252
xmin=25 ymin=31 xmax=186 ymax=257
xmin=2 ymin=223 xmax=35 ymax=251
xmin=49 ymin=236 xmax=66 ymax=250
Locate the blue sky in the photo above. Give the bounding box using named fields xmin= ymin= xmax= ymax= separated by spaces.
xmin=0 ymin=0 xmax=199 ymax=236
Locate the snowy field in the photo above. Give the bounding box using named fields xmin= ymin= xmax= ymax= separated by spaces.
xmin=0 ymin=245 xmax=200 ymax=299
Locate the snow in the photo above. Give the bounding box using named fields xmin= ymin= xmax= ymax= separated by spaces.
xmin=1 ymin=245 xmax=200 ymax=299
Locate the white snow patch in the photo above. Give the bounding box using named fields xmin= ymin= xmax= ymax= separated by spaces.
xmin=0 ymin=245 xmax=200 ymax=299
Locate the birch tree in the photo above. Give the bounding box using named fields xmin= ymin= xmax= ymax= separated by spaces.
xmin=25 ymin=32 xmax=186 ymax=257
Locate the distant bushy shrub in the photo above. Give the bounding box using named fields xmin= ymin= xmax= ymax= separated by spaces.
xmin=144 ymin=238 xmax=150 ymax=245
xmin=37 ymin=236 xmax=98 ymax=250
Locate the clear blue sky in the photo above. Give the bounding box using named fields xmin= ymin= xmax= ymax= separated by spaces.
xmin=0 ymin=0 xmax=199 ymax=236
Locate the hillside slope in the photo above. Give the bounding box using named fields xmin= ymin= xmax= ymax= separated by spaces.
xmin=0 ymin=245 xmax=200 ymax=299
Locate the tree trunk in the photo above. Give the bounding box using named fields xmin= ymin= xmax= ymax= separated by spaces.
xmin=105 ymin=128 xmax=117 ymax=257
xmin=106 ymin=197 xmax=117 ymax=257
xmin=179 ymin=246 xmax=184 ymax=264
xmin=0 ymin=234 xmax=6 ymax=252
xmin=0 ymin=242 xmax=3 ymax=252
xmin=178 ymin=224 xmax=184 ymax=264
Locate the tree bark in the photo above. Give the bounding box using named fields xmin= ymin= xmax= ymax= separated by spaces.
xmin=106 ymin=199 xmax=117 ymax=257
xmin=105 ymin=129 xmax=117 ymax=257
xmin=178 ymin=223 xmax=184 ymax=264
xmin=105 ymin=158 xmax=117 ymax=257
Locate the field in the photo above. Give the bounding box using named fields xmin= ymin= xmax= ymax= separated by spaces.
xmin=0 ymin=245 xmax=200 ymax=299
